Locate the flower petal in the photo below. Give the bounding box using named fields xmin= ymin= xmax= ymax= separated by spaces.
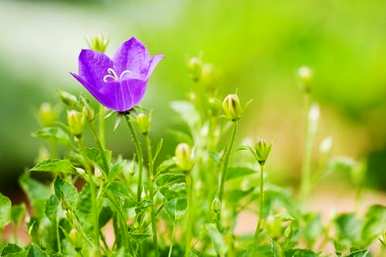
xmin=97 ymin=79 xmax=147 ymax=112
xmin=113 ymin=37 xmax=150 ymax=77
xmin=78 ymin=49 xmax=113 ymax=89
xmin=145 ymin=54 xmax=163 ymax=79
xmin=71 ymin=72 xmax=118 ymax=110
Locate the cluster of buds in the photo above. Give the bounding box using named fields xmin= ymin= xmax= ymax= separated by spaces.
xmin=38 ymin=102 xmax=58 ymax=127
xmin=222 ymin=94 xmax=243 ymax=121
xmin=87 ymin=34 xmax=109 ymax=53
xmin=187 ymin=56 xmax=215 ymax=85
xmin=135 ymin=112 xmax=151 ymax=135
xmin=174 ymin=143 xmax=194 ymax=171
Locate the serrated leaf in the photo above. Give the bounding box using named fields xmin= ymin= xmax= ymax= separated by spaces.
xmin=45 ymin=195 xmax=59 ymax=222
xmin=0 ymin=193 xmax=11 ymax=228
xmin=54 ymin=178 xmax=78 ymax=207
xmin=32 ymin=126 xmax=71 ymax=145
xmin=30 ymin=159 xmax=74 ymax=174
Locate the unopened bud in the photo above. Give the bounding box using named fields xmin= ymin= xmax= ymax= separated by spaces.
xmin=59 ymin=91 xmax=79 ymax=108
xmin=297 ymin=66 xmax=313 ymax=93
xmin=135 ymin=113 xmax=151 ymax=135
xmin=254 ymin=139 xmax=272 ymax=165
xmin=201 ymin=63 xmax=215 ymax=86
xmin=187 ymin=56 xmax=203 ymax=82
xmin=82 ymin=104 xmax=95 ymax=121
xmin=67 ymin=110 xmax=85 ymax=137
xmin=222 ymin=94 xmax=242 ymax=121
xmin=38 ymin=103 xmax=57 ymax=127
xmin=69 ymin=228 xmax=78 ymax=243
xmin=175 ymin=143 xmax=194 ymax=171
xmin=87 ymin=34 xmax=109 ymax=53
xmin=319 ymin=136 xmax=333 ymax=154
xmin=211 ymin=197 xmax=221 ymax=213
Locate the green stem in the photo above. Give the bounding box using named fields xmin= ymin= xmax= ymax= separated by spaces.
xmin=145 ymin=134 xmax=159 ymax=257
xmin=168 ymin=221 xmax=176 ymax=257
xmin=255 ymin=164 xmax=264 ymax=236
xmin=124 ymin=115 xmax=144 ymax=203
xmin=300 ymin=98 xmax=316 ymax=203
xmin=217 ymin=120 xmax=238 ymax=224
xmin=184 ymin=174 xmax=194 ymax=257
xmin=98 ymin=105 xmax=105 ymax=148
xmin=89 ymin=124 xmax=109 ymax=174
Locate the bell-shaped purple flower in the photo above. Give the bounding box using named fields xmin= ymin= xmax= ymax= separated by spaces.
xmin=71 ymin=37 xmax=163 ymax=112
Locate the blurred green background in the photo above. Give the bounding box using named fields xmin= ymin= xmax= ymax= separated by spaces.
xmin=0 ymin=0 xmax=385 ymax=195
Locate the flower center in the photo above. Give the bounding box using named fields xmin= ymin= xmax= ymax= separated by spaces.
xmin=103 ymin=68 xmax=134 ymax=83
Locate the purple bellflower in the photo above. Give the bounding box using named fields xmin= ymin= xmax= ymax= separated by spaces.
xmin=71 ymin=37 xmax=163 ymax=112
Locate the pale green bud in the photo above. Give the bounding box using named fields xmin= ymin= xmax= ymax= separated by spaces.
xmin=222 ymin=94 xmax=242 ymax=121
xmin=135 ymin=113 xmax=151 ymax=135
xmin=211 ymin=197 xmax=221 ymax=213
xmin=175 ymin=143 xmax=194 ymax=171
xmin=38 ymin=102 xmax=57 ymax=127
xmin=82 ymin=104 xmax=95 ymax=122
xmin=254 ymin=139 xmax=272 ymax=165
xmin=201 ymin=63 xmax=215 ymax=86
xmin=87 ymin=34 xmax=109 ymax=53
xmin=59 ymin=91 xmax=79 ymax=108
xmin=67 ymin=110 xmax=85 ymax=137
xmin=187 ymin=56 xmax=203 ymax=82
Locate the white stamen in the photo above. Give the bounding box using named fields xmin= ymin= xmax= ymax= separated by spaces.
xmin=102 ymin=68 xmax=134 ymax=83
xmin=119 ymin=70 xmax=133 ymax=80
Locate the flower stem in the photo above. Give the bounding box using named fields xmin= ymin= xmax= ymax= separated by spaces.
xmin=217 ymin=120 xmax=238 ymax=223
xmin=255 ymin=164 xmax=264 ymax=236
xmin=184 ymin=173 xmax=193 ymax=257
xmin=300 ymin=100 xmax=317 ymax=203
xmin=124 ymin=115 xmax=144 ymax=203
xmin=144 ymin=134 xmax=159 ymax=257
xmin=98 ymin=105 xmax=105 ymax=148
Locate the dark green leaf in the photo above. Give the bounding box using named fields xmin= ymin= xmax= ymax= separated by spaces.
xmin=27 ymin=245 xmax=48 ymax=257
xmin=54 ymin=178 xmax=78 ymax=207
xmin=45 ymin=195 xmax=59 ymax=222
xmin=11 ymin=203 xmax=26 ymax=225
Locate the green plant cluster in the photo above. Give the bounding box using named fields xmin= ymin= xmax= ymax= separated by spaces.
xmin=0 ymin=58 xmax=385 ymax=257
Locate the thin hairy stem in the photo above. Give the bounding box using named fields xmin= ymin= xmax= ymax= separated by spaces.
xmin=255 ymin=164 xmax=265 ymax=236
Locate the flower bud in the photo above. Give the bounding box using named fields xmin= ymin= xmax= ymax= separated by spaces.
xmin=187 ymin=56 xmax=203 ymax=82
xmin=211 ymin=197 xmax=221 ymax=213
xmin=208 ymin=97 xmax=222 ymax=116
xmin=201 ymin=63 xmax=215 ymax=86
xmin=67 ymin=110 xmax=85 ymax=137
xmin=59 ymin=91 xmax=79 ymax=108
xmin=175 ymin=143 xmax=194 ymax=171
xmin=135 ymin=113 xmax=151 ymax=135
xmin=82 ymin=104 xmax=95 ymax=122
xmin=297 ymin=66 xmax=313 ymax=93
xmin=319 ymin=136 xmax=333 ymax=155
xmin=87 ymin=34 xmax=109 ymax=53
xmin=38 ymin=103 xmax=57 ymax=127
xmin=254 ymin=139 xmax=272 ymax=165
xmin=222 ymin=94 xmax=242 ymax=121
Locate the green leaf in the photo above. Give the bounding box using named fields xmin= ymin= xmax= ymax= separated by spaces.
xmin=170 ymin=101 xmax=200 ymax=131
xmin=84 ymin=147 xmax=111 ymax=173
xmin=302 ymin=213 xmax=323 ymax=247
xmin=32 ymin=126 xmax=71 ymax=145
xmin=1 ymin=244 xmax=25 ymax=256
xmin=11 ymin=203 xmax=26 ymax=225
xmin=334 ymin=213 xmax=362 ymax=252
xmin=45 ymin=195 xmax=59 ymax=222
xmin=205 ymin=223 xmax=227 ymax=256
xmin=344 ymin=249 xmax=369 ymax=257
xmin=27 ymin=245 xmax=48 ymax=257
xmin=284 ymin=249 xmax=318 ymax=257
xmin=30 ymin=159 xmax=74 ymax=174
xmin=361 ymin=204 xmax=386 ymax=245
xmin=54 ymin=178 xmax=78 ymax=207
xmin=225 ymin=166 xmax=256 ymax=181
xmin=0 ymin=193 xmax=11 ymax=228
